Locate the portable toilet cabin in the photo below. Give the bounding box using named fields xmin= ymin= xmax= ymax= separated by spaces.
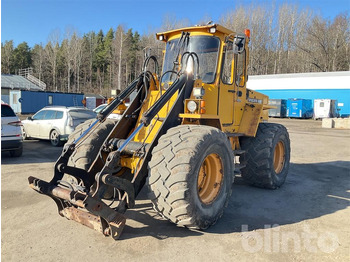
xmin=85 ymin=97 xmax=97 ymax=110
xmin=287 ymin=99 xmax=313 ymax=118
xmin=313 ymin=99 xmax=338 ymax=119
xmin=268 ymin=99 xmax=287 ymax=118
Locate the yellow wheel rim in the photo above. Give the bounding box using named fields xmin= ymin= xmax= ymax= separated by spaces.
xmin=274 ymin=141 xmax=285 ymax=174
xmin=197 ymin=153 xmax=223 ymax=204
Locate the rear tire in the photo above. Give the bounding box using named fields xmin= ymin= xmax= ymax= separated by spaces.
xmin=148 ymin=125 xmax=234 ymax=229
xmin=240 ymin=123 xmax=290 ymax=189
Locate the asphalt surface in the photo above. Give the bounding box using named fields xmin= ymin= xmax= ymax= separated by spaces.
xmin=1 ymin=118 xmax=349 ymax=261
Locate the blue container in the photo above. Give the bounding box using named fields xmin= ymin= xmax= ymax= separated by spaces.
xmin=20 ymin=91 xmax=84 ymax=114
xmin=287 ymin=99 xmax=313 ymax=118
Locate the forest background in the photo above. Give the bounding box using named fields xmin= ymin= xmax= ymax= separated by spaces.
xmin=2 ymin=3 xmax=349 ymax=97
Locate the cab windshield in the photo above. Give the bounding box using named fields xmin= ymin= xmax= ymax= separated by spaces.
xmin=162 ymin=35 xmax=220 ymax=84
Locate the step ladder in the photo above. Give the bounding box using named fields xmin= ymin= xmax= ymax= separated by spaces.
xmin=233 ymin=149 xmax=246 ymax=175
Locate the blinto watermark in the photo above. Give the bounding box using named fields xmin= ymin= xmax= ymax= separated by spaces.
xmin=241 ymin=224 xmax=339 ymax=253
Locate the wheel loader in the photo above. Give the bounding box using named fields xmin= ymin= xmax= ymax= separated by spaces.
xmin=28 ymin=24 xmax=290 ymax=240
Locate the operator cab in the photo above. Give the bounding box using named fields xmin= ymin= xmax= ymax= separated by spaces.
xmin=157 ymin=24 xmax=250 ymax=88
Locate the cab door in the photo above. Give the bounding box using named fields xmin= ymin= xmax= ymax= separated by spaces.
xmin=232 ymin=49 xmax=247 ymax=129
xmin=219 ymin=40 xmax=235 ymax=127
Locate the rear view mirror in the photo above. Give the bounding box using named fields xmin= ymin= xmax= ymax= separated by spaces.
xmin=27 ymin=116 xmax=33 ymax=120
xmin=233 ymin=35 xmax=246 ymax=54
xmin=224 ymin=34 xmax=246 ymax=55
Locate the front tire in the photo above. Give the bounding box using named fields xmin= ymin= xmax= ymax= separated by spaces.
xmin=240 ymin=123 xmax=291 ymax=189
xmin=67 ymin=119 xmax=115 ymax=170
xmin=148 ymin=125 xmax=234 ymax=229
xmin=65 ymin=119 xmax=116 ymax=196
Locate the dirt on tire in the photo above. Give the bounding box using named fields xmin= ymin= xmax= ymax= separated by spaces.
xmin=147 ymin=125 xmax=234 ymax=229
xmin=240 ymin=122 xmax=291 ymax=189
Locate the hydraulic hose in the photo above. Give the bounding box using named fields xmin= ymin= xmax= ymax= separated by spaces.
xmin=181 ymin=52 xmax=200 ymax=79
xmin=97 ymin=76 xmax=143 ymax=121
xmin=141 ymin=74 xmax=188 ymax=126
xmin=143 ymin=55 xmax=159 ymax=76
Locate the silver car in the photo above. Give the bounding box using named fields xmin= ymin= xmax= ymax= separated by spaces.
xmin=22 ymin=106 xmax=96 ymax=146
xmin=1 ymin=102 xmax=23 ymax=156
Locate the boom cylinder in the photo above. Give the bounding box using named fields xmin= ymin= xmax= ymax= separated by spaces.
xmin=98 ymin=76 xmax=142 ymax=120
xmin=141 ymin=74 xmax=187 ymax=126
xmin=106 ymin=138 xmax=150 ymax=155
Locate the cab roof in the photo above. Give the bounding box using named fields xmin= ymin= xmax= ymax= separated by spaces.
xmin=156 ymin=24 xmax=235 ymax=41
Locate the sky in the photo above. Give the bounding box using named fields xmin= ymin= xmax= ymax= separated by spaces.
xmin=1 ymin=0 xmax=349 ymax=47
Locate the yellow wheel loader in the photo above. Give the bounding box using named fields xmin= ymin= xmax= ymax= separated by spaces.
xmin=28 ymin=24 xmax=290 ymax=240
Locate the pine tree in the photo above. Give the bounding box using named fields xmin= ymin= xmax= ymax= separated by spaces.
xmin=94 ymin=30 xmax=106 ymax=93
xmin=104 ymin=28 xmax=114 ymax=95
xmin=12 ymin=42 xmax=32 ymax=71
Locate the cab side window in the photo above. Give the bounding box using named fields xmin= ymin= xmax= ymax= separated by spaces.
xmin=235 ymin=50 xmax=246 ymax=87
xmin=222 ymin=41 xmax=234 ymax=85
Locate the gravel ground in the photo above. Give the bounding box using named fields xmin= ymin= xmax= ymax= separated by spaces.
xmin=1 ymin=118 xmax=349 ymax=261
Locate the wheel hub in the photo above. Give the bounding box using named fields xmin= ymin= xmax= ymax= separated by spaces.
xmin=273 ymin=141 xmax=285 ymax=174
xmin=197 ymin=153 xmax=223 ymax=204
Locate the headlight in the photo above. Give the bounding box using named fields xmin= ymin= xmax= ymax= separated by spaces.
xmin=187 ymin=100 xmax=197 ymax=113
xmin=193 ymin=87 xmax=205 ymax=98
